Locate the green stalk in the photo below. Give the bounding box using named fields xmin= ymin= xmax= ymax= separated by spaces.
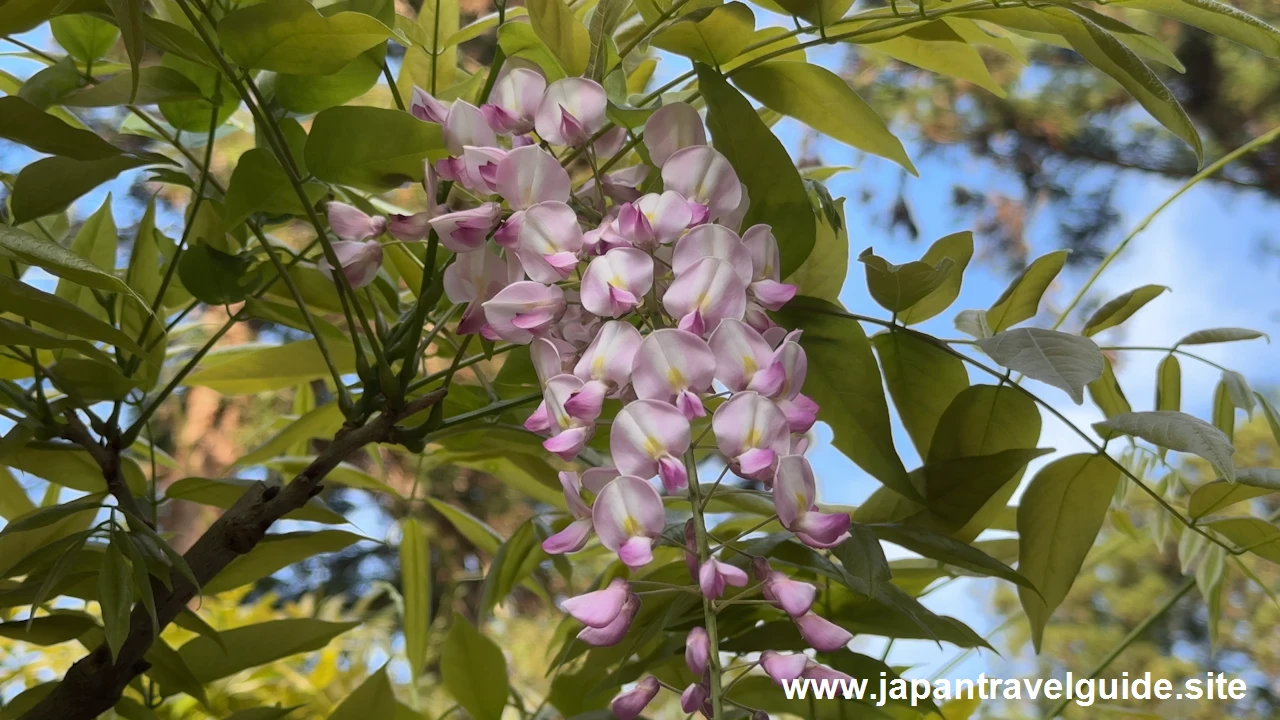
xmin=1051 ymin=125 xmax=1280 ymax=331
xmin=685 ymin=450 xmax=725 ymax=720
xmin=1043 ymin=576 xmax=1195 ymax=719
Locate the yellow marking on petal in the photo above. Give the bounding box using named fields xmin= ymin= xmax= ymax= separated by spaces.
xmin=667 ymin=367 xmax=687 ymax=388
xmin=747 ymin=428 xmax=761 ymax=447
xmin=644 ymin=436 xmax=663 ymax=458
xmin=742 ymin=356 xmax=758 ymax=375
xmin=623 ymin=515 xmax=641 ymax=535
xmin=592 ymin=355 xmax=606 ymax=375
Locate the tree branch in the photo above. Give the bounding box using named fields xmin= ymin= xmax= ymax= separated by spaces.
xmin=58 ymin=412 xmax=150 ymax=527
xmin=21 ymin=389 xmax=447 ymax=720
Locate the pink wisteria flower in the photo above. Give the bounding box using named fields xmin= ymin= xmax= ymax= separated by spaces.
xmin=661 ymin=145 xmax=742 ymax=221
xmin=611 ymin=677 xmax=660 ymax=720
xmin=429 ymin=203 xmax=502 ymax=253
xmin=482 ymin=67 xmax=545 ymax=135
xmin=581 ymin=248 xmax=654 ymax=318
xmin=481 ymin=281 xmax=565 ymax=344
xmin=644 ymin=102 xmax=707 ymax=166
xmin=712 ymin=391 xmax=791 ymax=482
xmin=516 ymin=201 xmax=584 ymax=282
xmin=592 ymin=475 xmax=665 ymax=568
xmin=403 ymin=72 xmax=848 ymax=716
xmin=567 ymin=578 xmax=641 ymax=646
xmin=327 ymin=201 xmax=386 ymax=241
xmin=542 ymin=471 xmax=594 ymax=553
xmin=535 ymin=77 xmax=607 ymax=146
xmin=569 ymin=320 xmax=642 ymax=419
xmin=664 ymin=256 xmax=748 ymax=336
xmin=774 ymin=455 xmax=851 ymax=548
xmin=631 ymin=329 xmax=715 ymax=419
xmin=611 ymin=399 xmax=691 ymax=492
xmin=317 ymin=240 xmax=383 ymax=290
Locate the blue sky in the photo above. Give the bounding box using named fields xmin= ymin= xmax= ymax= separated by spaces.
xmin=5 ymin=16 xmax=1280 ymax=703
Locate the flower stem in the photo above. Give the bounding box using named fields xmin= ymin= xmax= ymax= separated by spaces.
xmin=684 ymin=450 xmax=724 ymax=720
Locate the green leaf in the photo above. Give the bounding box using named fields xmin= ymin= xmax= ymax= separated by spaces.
xmin=262 ymin=458 xmax=402 ymax=496
xmin=1207 ymin=517 xmax=1280 ymax=564
xmin=893 ymin=232 xmax=974 ymax=325
xmin=870 ymin=523 xmax=1033 ymax=590
xmin=773 ymin=298 xmax=914 ymax=500
xmin=1221 ymin=370 xmax=1255 ymax=413
xmin=142 ymin=17 xmax=217 ymax=66
xmin=585 ymin=0 xmax=627 ymax=81
xmin=119 ymin=529 xmax=158 ymax=645
xmin=1111 ymin=0 xmax=1280 ymax=57
xmin=397 ymin=0 xmax=461 ymax=96
xmin=98 ymin=535 xmax=133 ymax=662
xmin=1094 ymin=411 xmax=1236 ymax=481
xmin=62 ymin=67 xmax=204 ymax=107
xmin=699 ymin=65 xmax=815 ymax=277
xmin=178 ymin=618 xmax=360 ymax=682
xmin=166 ymin=477 xmax=345 ymax=524
xmin=862 ymin=20 xmax=1006 ymax=97
xmin=653 ymin=3 xmax=756 ymax=68
xmin=0 ymin=275 xmax=147 ymax=357
xmin=0 ymin=614 xmax=97 ymax=645
xmin=305 ymin=105 xmax=447 ymax=191
xmin=275 ymin=46 xmax=385 ymax=115
xmin=1082 ymin=284 xmax=1168 ymax=337
xmin=832 ymin=524 xmax=891 ymax=599
xmin=105 ymin=0 xmax=146 ymax=100
xmin=872 ymin=331 xmax=967 ymax=459
xmin=769 ymin=0 xmax=853 ymax=27
xmin=441 ymin=614 xmax=509 ymax=720
xmin=1188 ymin=480 xmax=1272 ymax=521
xmin=782 ymin=191 xmax=847 ymax=304
xmin=183 ymin=341 xmax=359 ymax=395
xmin=1043 ymin=6 xmax=1202 ymax=162
xmin=50 ymin=357 xmax=139 ymax=401
xmin=633 ymin=0 xmax=718 ymax=24
xmin=330 ymin=665 xmax=399 ymax=720
xmin=224 ymin=149 xmax=327 ymax=230
xmin=857 ymin=248 xmax=953 ymax=312
xmin=1087 ymin=356 xmax=1131 ymax=436
xmin=1175 ymin=327 xmax=1269 ymax=346
xmin=5 ymin=445 xmax=146 ymax=495
xmin=432 ymin=431 xmax=566 ymax=508
xmin=0 ymin=96 xmax=123 ymax=160
xmin=985 ymin=250 xmax=1067 ymax=333
xmin=158 ymin=54 xmax=241 ymax=132
xmin=218 ymin=0 xmax=392 ymax=75
xmin=178 ymin=241 xmax=264 ymax=305
xmin=497 ymin=23 xmax=567 ymax=81
xmin=0 ymin=467 xmax=36 ymax=522
xmin=927 ymin=383 xmax=1042 ymax=539
xmin=9 ymin=156 xmax=153 ymax=224
xmin=1238 ymin=468 xmax=1280 ymax=489
xmin=204 ymin=530 xmax=365 ymax=594
xmin=51 ymin=14 xmax=120 ymax=62
xmin=528 ymin=0 xmax=591 ymax=76
xmin=1212 ymin=379 xmax=1235 ymax=439
xmin=0 ymin=496 xmax=105 ymax=541
xmin=0 ymin=318 xmax=114 ymax=367
xmin=54 ymin=194 xmax=117 ymax=320
xmin=1257 ymin=394 xmax=1280 ymax=449
xmin=479 ymin=519 xmax=546 ymax=618
xmin=427 ymin=499 xmax=502 ymax=555
xmin=0 ymin=0 xmax=63 ymax=35
xmin=1156 ymin=353 xmax=1181 ymax=411
xmin=223 ymin=708 xmax=301 ymax=720
xmin=400 ymin=518 xmax=431 ymax=678
xmin=975 ymin=328 xmax=1105 ymax=405
xmin=236 ymin=402 xmax=345 ymax=467
xmin=17 ymin=57 xmax=82 ymax=110
xmin=0 ymin=499 xmax=99 ymax=578
xmin=1017 ymin=453 xmax=1120 ymax=652
xmin=924 ymin=448 xmax=1053 ymax=532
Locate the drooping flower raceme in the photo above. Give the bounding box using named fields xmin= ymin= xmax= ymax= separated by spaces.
xmin=386 ymin=80 xmax=852 ymax=718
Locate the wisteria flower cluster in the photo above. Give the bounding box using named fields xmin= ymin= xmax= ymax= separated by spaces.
xmin=323 ymin=70 xmax=852 ymax=718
